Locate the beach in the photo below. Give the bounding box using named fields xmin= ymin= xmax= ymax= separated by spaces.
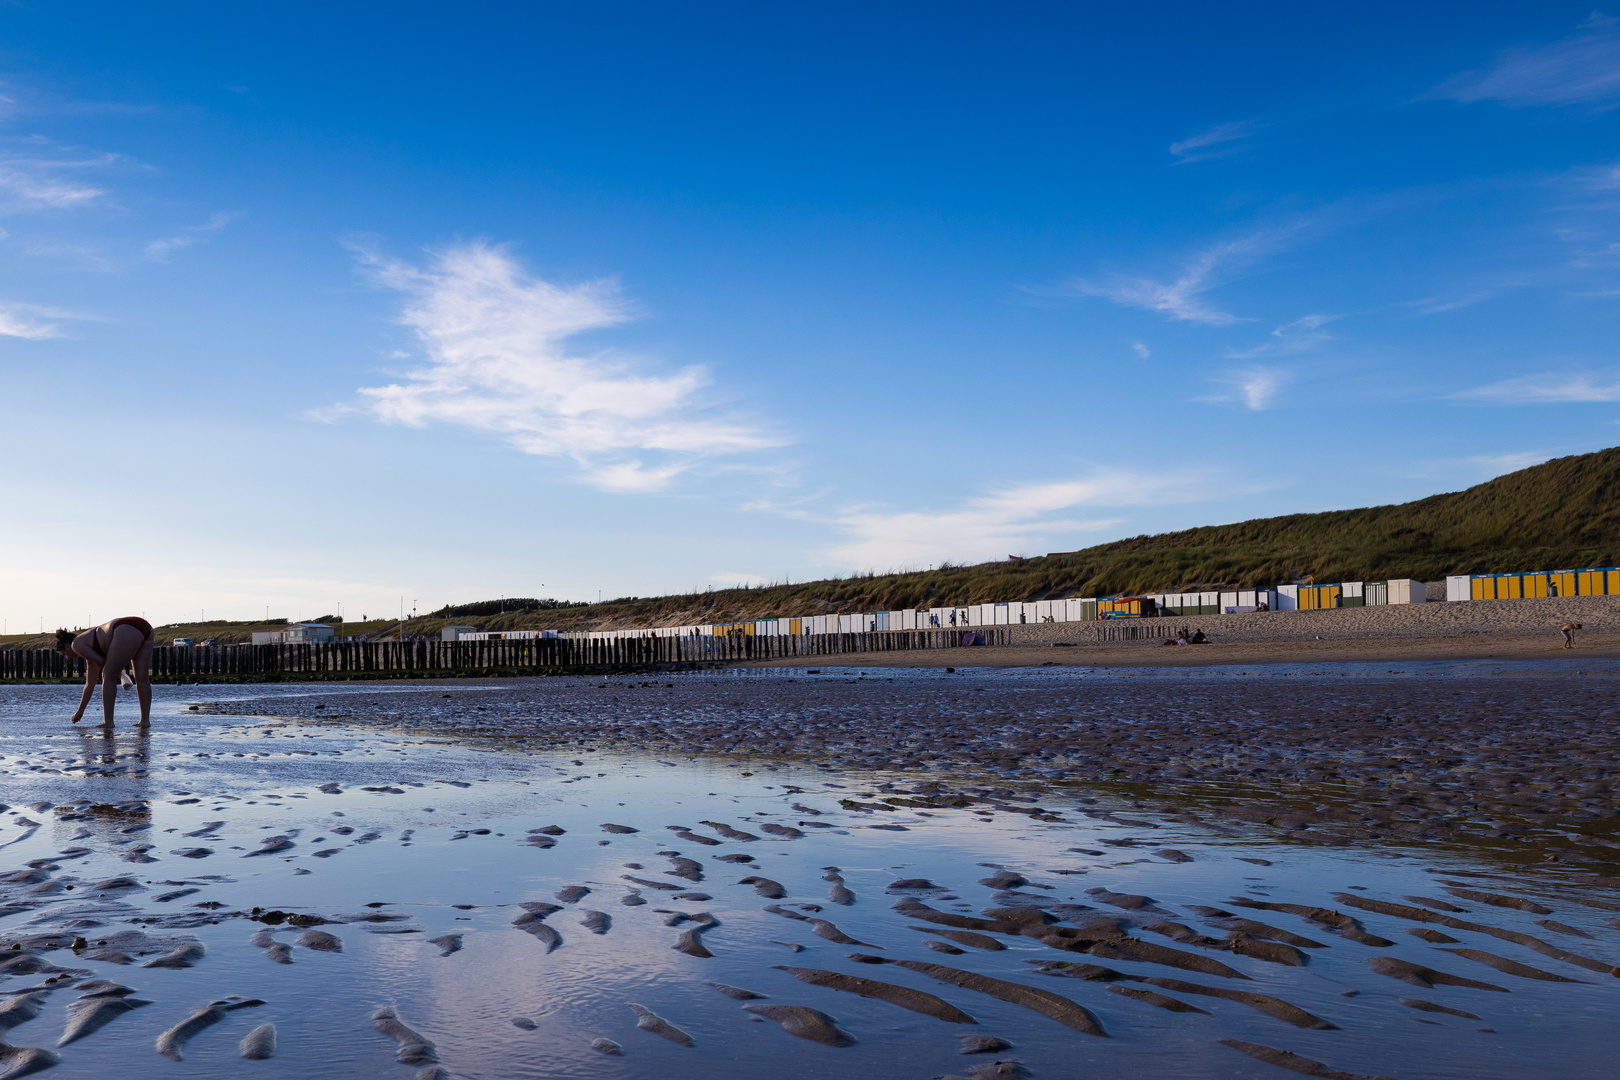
xmin=0 ymin=666 xmax=1613 ymax=1079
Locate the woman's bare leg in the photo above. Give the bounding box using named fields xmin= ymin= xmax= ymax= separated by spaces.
xmin=134 ymin=638 xmax=154 ymax=727
xmin=101 ymin=625 xmax=144 ymax=728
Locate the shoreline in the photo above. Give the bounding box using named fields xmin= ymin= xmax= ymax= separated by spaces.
xmin=747 ymin=633 xmax=1620 ymax=668
xmin=5 ymin=634 xmax=1613 ymax=682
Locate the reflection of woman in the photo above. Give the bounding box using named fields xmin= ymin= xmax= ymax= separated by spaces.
xmin=57 ymin=617 xmax=155 ymax=728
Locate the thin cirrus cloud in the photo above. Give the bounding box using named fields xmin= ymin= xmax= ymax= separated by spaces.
xmin=1168 ymin=119 xmax=1263 ymax=163
xmin=0 ymin=301 xmax=81 ymax=340
xmin=145 ymin=212 xmax=236 ymax=261
xmin=709 ymin=571 xmax=771 ymax=587
xmin=1199 ymin=365 xmax=1291 ymax=411
xmin=0 ymin=148 xmax=115 ymax=212
xmin=824 ymin=469 xmax=1211 ymax=570
xmin=1223 ymin=314 xmax=1336 ymax=359
xmin=1402 ymin=451 xmax=1552 ymax=482
xmin=1403 ymin=289 xmax=1502 ymax=315
xmin=1062 ymin=226 xmax=1303 ymax=326
xmin=1434 ymin=18 xmax=1620 ymax=109
xmin=1454 ymin=372 xmax=1620 ymax=403
xmin=330 ymin=241 xmax=780 ymax=493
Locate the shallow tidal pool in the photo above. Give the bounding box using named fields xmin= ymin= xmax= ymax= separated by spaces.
xmin=0 ymin=674 xmax=1614 ymax=1080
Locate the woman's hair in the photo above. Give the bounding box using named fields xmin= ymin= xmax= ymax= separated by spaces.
xmin=55 ymin=628 xmax=77 ymax=654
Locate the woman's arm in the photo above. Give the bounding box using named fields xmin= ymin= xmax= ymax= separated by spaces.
xmin=72 ymin=630 xmax=106 ymax=667
xmin=70 ymin=661 xmax=100 ymax=723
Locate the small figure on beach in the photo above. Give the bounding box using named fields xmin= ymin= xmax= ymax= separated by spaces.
xmin=57 ymin=617 xmax=154 ymax=728
xmin=1560 ymin=621 xmax=1581 ymax=650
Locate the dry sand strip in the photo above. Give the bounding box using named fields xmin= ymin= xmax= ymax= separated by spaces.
xmin=746 ymin=595 xmax=1620 ymax=668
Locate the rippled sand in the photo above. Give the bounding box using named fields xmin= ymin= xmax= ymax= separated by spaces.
xmin=0 ymin=665 xmax=1614 ymax=1079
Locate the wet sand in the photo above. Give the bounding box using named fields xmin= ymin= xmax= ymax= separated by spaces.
xmin=0 ymin=669 xmax=1614 ymax=1079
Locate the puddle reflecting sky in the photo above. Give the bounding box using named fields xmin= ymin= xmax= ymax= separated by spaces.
xmin=0 ymin=675 xmax=1614 ymax=1080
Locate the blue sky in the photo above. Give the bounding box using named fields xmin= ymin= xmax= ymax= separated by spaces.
xmin=5 ymin=3 xmax=1620 ymax=629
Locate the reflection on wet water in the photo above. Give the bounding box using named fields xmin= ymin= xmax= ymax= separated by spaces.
xmin=0 ymin=671 xmax=1613 ymax=1079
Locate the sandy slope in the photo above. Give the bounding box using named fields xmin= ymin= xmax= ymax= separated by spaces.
xmin=752 ymin=595 xmax=1620 ymax=668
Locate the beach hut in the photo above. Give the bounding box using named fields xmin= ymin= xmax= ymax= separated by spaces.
xmin=1296 ymin=583 xmax=1365 ymax=610
xmin=1463 ymin=567 xmax=1619 ymax=600
xmin=1387 ymin=579 xmax=1427 ymax=604
xmin=1097 ymin=597 xmax=1156 ymax=619
xmin=1571 ymin=568 xmax=1619 ymax=595
xmin=1219 ymin=589 xmax=1278 ymax=613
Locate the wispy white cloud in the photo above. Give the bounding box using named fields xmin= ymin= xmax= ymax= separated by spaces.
xmin=1435 ymin=22 xmax=1620 ymax=108
xmin=1470 ymin=451 xmax=1553 ymax=473
xmin=1403 ymin=289 xmax=1503 ymax=315
xmin=1132 ymin=341 xmax=1151 ymax=359
xmin=0 ymin=301 xmax=83 ymax=340
xmin=145 ymin=212 xmax=236 ymax=261
xmin=0 ymin=147 xmax=116 ymax=212
xmin=1224 ymin=313 xmax=1336 ymax=359
xmin=1455 ymin=372 xmax=1620 ymax=403
xmin=824 ymin=469 xmax=1213 ymax=570
xmin=708 ymin=571 xmax=770 ymax=587
xmin=1200 ymin=365 xmax=1291 ymax=410
xmin=1572 ymin=159 xmax=1620 ymax=191
xmin=333 ymin=240 xmax=779 ymax=492
xmin=17 ymin=241 xmax=113 ymax=272
xmin=1063 ymin=227 xmax=1301 ymax=326
xmin=1402 ymin=451 xmax=1552 ymax=482
xmin=1169 ymin=119 xmax=1262 ymax=163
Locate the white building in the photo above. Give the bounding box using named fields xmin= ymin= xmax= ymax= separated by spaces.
xmin=252 ymin=623 xmax=338 ymax=645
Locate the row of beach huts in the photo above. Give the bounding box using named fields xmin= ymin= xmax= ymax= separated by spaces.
xmin=438 ymin=567 xmax=1620 ymax=645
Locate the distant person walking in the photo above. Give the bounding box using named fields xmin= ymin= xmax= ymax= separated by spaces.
xmin=57 ymin=617 xmax=154 ymax=729
xmin=1560 ymin=621 xmax=1581 ymax=650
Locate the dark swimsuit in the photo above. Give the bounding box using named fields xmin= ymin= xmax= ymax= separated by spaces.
xmin=75 ymin=618 xmax=153 ymax=674
xmin=103 ymin=617 xmax=154 ymax=643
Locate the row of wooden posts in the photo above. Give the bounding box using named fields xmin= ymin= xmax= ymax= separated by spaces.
xmin=1090 ymin=622 xmax=1180 ymax=642
xmin=0 ymin=628 xmax=1011 ymax=681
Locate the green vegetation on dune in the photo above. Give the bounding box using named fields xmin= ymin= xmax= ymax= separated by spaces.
xmin=1083 ymin=445 xmax=1620 ymax=591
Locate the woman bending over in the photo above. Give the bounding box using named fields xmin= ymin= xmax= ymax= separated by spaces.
xmin=58 ymin=617 xmax=154 ymax=728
